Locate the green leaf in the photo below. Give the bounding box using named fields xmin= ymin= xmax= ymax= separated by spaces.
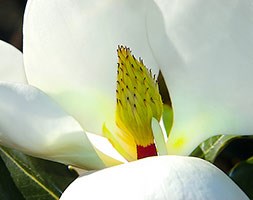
xmin=157 ymin=70 xmax=173 ymax=137
xmin=247 ymin=157 xmax=253 ymax=164
xmin=190 ymin=146 xmax=204 ymax=159
xmin=0 ymin=146 xmax=78 ymax=200
xmin=162 ymin=105 xmax=173 ymax=137
xmin=229 ymin=157 xmax=253 ymax=199
xmin=0 ymin=155 xmax=25 ymax=200
xmin=191 ymin=135 xmax=235 ymax=162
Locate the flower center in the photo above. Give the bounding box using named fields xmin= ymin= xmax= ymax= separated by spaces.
xmin=115 ymin=45 xmax=163 ymax=159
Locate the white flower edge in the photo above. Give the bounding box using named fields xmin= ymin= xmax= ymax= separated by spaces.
xmin=0 ymin=82 xmax=125 ymax=169
xmin=60 ymin=156 xmax=249 ymax=200
xmin=0 ymin=40 xmax=27 ymax=83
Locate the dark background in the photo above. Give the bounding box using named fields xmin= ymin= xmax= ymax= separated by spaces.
xmin=0 ymin=0 xmax=27 ymax=50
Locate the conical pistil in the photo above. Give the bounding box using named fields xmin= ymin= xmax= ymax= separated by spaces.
xmin=115 ymin=45 xmax=163 ymax=159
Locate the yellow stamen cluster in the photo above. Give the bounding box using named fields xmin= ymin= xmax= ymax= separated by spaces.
xmin=115 ymin=45 xmax=163 ymax=147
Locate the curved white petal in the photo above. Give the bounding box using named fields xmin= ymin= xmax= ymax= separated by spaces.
xmin=23 ymin=0 xmax=162 ymax=135
xmin=86 ymin=132 xmax=127 ymax=165
xmin=0 ymin=82 xmax=123 ymax=169
xmin=149 ymin=0 xmax=253 ymax=154
xmin=60 ymin=156 xmax=248 ymax=200
xmin=0 ymin=40 xmax=27 ymax=83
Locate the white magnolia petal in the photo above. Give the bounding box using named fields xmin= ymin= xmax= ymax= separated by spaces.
xmin=0 ymin=82 xmax=122 ymax=169
xmin=150 ymin=0 xmax=253 ymax=154
xmin=60 ymin=156 xmax=248 ymax=200
xmin=23 ymin=0 xmax=161 ymax=135
xmin=0 ymin=40 xmax=27 ymax=83
xmin=86 ymin=132 xmax=127 ymax=165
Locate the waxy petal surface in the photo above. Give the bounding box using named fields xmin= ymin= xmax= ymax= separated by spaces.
xmin=150 ymin=0 xmax=253 ymax=154
xmin=0 ymin=40 xmax=27 ymax=83
xmin=23 ymin=0 xmax=161 ymax=135
xmin=60 ymin=156 xmax=249 ymax=200
xmin=0 ymin=83 xmax=122 ymax=169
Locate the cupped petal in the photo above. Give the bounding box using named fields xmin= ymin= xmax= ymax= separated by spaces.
xmin=60 ymin=156 xmax=249 ymax=200
xmin=23 ymin=0 xmax=162 ymax=135
xmin=0 ymin=40 xmax=27 ymax=83
xmin=0 ymin=82 xmax=123 ymax=169
xmin=149 ymin=0 xmax=253 ymax=154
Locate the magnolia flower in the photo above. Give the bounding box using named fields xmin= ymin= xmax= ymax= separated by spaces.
xmin=0 ymin=0 xmax=253 ymax=197
xmin=0 ymin=0 xmax=252 ymax=198
xmin=1 ymin=0 xmax=252 ymax=169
